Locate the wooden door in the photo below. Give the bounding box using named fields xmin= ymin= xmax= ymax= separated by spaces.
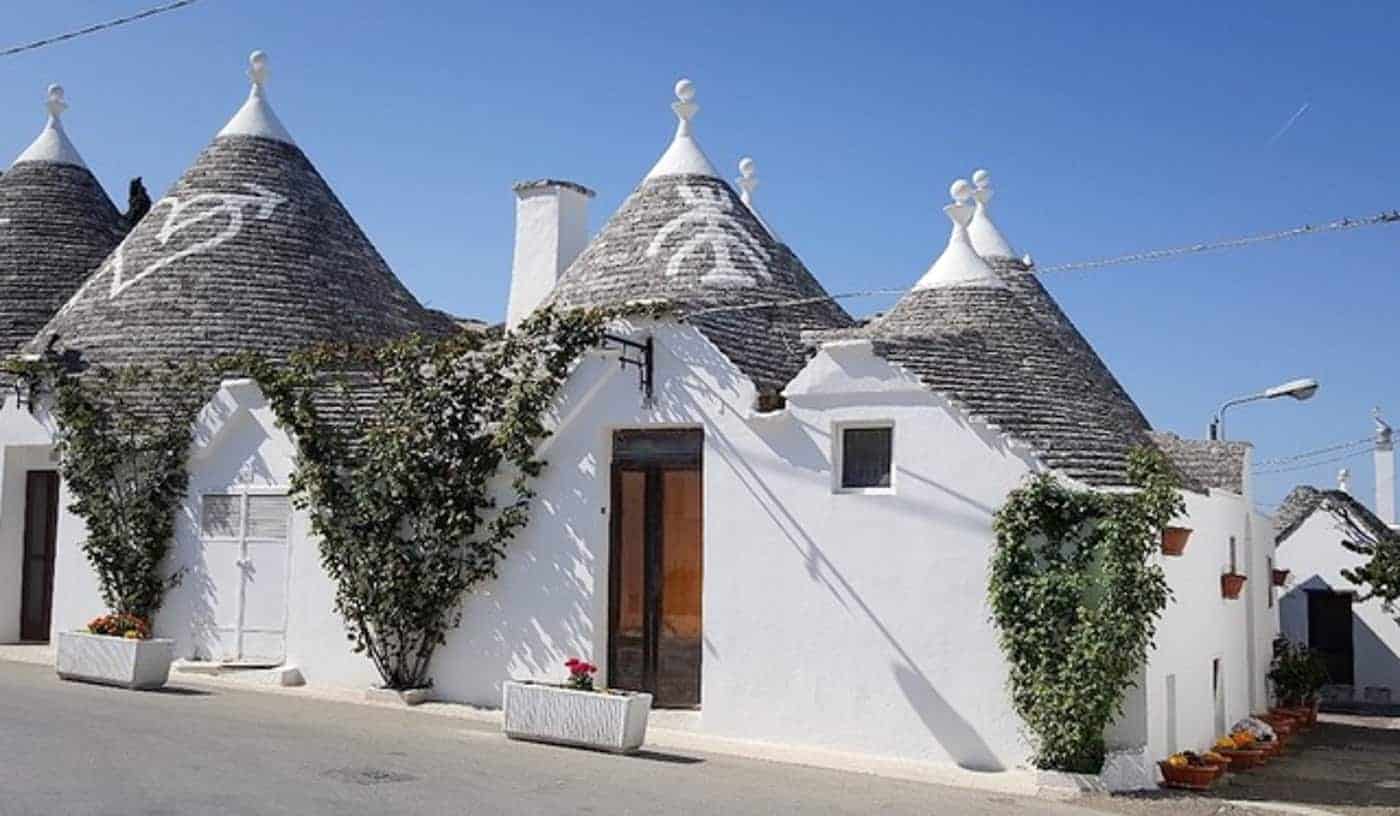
xmin=609 ymin=430 xmax=703 ymax=708
xmin=1308 ymin=591 xmax=1354 ymax=685
xmin=19 ymin=471 xmax=59 ymax=642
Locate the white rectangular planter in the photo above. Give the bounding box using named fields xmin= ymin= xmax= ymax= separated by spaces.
xmin=56 ymin=632 xmax=174 ymax=690
xmin=503 ymin=681 xmax=652 ymax=753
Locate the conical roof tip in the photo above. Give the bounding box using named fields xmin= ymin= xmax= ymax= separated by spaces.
xmin=966 ymin=169 xmax=1017 ymax=259
xmin=912 ymin=179 xmax=1004 ymax=290
xmin=217 ymin=51 xmax=296 ymax=145
xmin=12 ymin=85 xmax=88 ymax=169
xmin=644 ymin=79 xmax=720 ymax=180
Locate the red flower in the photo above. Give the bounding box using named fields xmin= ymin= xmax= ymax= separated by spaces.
xmin=565 ymin=657 xmax=580 ymax=669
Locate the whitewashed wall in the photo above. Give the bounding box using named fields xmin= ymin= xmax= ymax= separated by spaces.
xmin=1142 ymin=482 xmax=1274 ymax=761
xmin=27 ymin=319 xmax=1269 ymax=782
xmin=1278 ymin=510 xmax=1400 ymax=697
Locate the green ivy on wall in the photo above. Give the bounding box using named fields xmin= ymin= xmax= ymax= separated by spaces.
xmin=240 ymin=307 xmax=607 ymax=690
xmin=988 ymin=447 xmax=1184 ymax=773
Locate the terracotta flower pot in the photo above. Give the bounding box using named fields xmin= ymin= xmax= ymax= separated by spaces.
xmin=1218 ymin=748 xmax=1266 ymax=769
xmin=1158 ymin=761 xmax=1220 ymax=791
xmin=1221 ymin=572 xmax=1247 ymax=599
xmin=1272 ymin=568 xmax=1290 ymax=587
xmin=1161 ymin=526 xmax=1192 ymax=556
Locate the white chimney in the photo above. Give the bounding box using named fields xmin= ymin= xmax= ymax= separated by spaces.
xmin=507 ymin=179 xmax=594 ymax=330
xmin=1376 ymin=411 xmax=1395 ymax=525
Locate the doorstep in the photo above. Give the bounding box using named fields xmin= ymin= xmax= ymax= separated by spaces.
xmin=171 ymin=660 xmax=305 ymax=687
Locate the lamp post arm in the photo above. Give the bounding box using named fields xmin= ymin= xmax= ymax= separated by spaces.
xmin=1210 ymin=392 xmax=1268 ymax=441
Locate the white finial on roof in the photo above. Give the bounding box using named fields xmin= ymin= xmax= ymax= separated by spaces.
xmin=217 ymin=50 xmax=296 ymax=145
xmin=1338 ymin=467 xmax=1352 ymax=494
xmin=737 ymin=157 xmax=758 ymax=206
xmin=736 ymin=156 xmax=781 ymax=242
xmin=913 ymin=179 xmax=1004 ymax=290
xmin=12 ymin=84 xmax=88 ymax=168
xmin=967 ymin=168 xmax=1018 ymax=260
xmin=644 ymin=77 xmax=720 ymax=180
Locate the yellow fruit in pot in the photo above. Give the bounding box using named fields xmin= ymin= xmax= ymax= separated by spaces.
xmin=1167 ymin=754 xmax=1188 ymax=768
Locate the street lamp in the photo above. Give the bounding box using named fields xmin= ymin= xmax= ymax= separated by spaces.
xmin=1209 ymin=378 xmax=1319 ymax=440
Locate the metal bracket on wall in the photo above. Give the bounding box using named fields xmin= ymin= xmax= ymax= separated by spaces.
xmin=603 ymin=333 xmax=654 ymax=403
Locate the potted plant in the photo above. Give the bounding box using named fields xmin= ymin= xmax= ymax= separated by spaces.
xmin=1161 ymin=526 xmax=1192 ymax=556
xmin=1269 ymin=638 xmax=1329 ymax=718
xmin=503 ymin=659 xmax=652 ymax=753
xmin=1158 ymin=752 xmax=1221 ymax=790
xmin=1221 ymin=571 xmax=1247 ymax=599
xmin=1272 ymin=567 xmax=1290 ymax=587
xmin=1213 ymin=733 xmax=1266 ymax=769
xmin=56 ymin=613 xmax=174 ymax=690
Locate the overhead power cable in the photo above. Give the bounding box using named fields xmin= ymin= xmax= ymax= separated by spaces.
xmin=1252 ymin=446 xmax=1378 ymax=477
xmin=1253 ymin=437 xmax=1376 ymax=468
xmin=679 ymin=209 xmax=1400 ymax=322
xmin=1 ymin=0 xmax=205 ymax=59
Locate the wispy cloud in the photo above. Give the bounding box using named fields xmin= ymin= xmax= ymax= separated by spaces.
xmin=1265 ymin=102 xmax=1311 ymax=147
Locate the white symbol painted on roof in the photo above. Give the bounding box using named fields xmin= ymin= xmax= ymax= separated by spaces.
xmin=645 ymin=184 xmax=770 ymax=287
xmin=58 ymin=184 xmax=286 ymax=314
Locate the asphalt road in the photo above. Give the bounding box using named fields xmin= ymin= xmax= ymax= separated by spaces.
xmin=0 ymin=660 xmax=1102 ymax=816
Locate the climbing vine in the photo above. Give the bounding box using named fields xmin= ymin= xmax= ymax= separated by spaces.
xmin=988 ymin=447 xmax=1184 ymax=773
xmin=2 ymin=354 xmax=212 ymax=622
xmin=241 ymin=307 xmax=606 ymax=690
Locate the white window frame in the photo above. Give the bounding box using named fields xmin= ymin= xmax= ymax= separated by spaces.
xmin=832 ymin=420 xmax=896 ymax=495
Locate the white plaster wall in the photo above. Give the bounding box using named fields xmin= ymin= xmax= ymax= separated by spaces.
xmin=413 ymin=332 xmax=1045 ymax=771
xmin=1143 ymin=488 xmax=1269 ymax=760
xmin=1277 ymin=510 xmax=1400 ymax=695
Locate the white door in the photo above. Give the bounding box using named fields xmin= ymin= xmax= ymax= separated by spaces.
xmin=199 ymin=491 xmax=291 ymax=665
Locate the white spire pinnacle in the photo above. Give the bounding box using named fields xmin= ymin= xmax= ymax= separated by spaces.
xmin=966 ymin=168 xmax=1018 ymax=260
xmin=643 ymin=78 xmax=720 ymax=180
xmin=217 ymin=50 xmax=296 ymax=145
xmin=736 ymin=156 xmax=781 ymax=242
xmin=912 ymin=179 xmax=1004 ymax=290
xmin=12 ymin=84 xmax=88 ymax=168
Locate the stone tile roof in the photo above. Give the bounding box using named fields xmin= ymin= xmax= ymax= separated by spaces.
xmin=1275 ymin=486 xmax=1397 ymax=545
xmin=0 ymin=162 xmax=125 ymax=354
xmin=547 ymin=174 xmax=852 ymax=391
xmin=1149 ymin=432 xmax=1251 ymax=494
xmin=854 ymin=283 xmax=1158 ymax=487
xmin=29 ymin=135 xmax=453 ymax=367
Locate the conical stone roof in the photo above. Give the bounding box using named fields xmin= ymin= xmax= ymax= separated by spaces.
xmin=547 ymin=80 xmax=852 ymax=391
xmin=859 ymin=178 xmax=1155 ymax=487
xmin=1 ymin=86 xmax=125 ymax=354
xmin=31 ymin=53 xmax=451 ymax=367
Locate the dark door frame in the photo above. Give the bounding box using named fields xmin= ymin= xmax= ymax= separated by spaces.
xmin=1307 ymin=589 xmax=1355 ymax=686
xmin=607 ymin=429 xmax=702 ymax=708
xmin=19 ymin=470 xmax=60 ymax=643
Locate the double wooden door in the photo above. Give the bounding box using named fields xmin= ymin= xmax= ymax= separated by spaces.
xmin=609 ymin=430 xmax=703 ymax=708
xmin=20 ymin=471 xmax=60 ymax=642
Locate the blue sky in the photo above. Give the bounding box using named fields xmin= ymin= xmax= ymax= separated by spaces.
xmin=4 ymin=1 xmax=1397 ymax=510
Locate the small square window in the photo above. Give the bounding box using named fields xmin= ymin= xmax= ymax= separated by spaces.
xmin=840 ymin=426 xmax=893 ymax=490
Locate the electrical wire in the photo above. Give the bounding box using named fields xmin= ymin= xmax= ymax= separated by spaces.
xmin=1252 ymin=437 xmax=1376 ymax=468
xmin=679 ymin=209 xmax=1400 ymax=321
xmin=1253 ymin=446 xmax=1378 ymax=477
xmin=1 ymin=1 xmax=205 ymax=59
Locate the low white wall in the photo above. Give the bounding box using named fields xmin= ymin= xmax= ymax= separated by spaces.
xmin=1278 ymin=510 xmax=1400 ymax=697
